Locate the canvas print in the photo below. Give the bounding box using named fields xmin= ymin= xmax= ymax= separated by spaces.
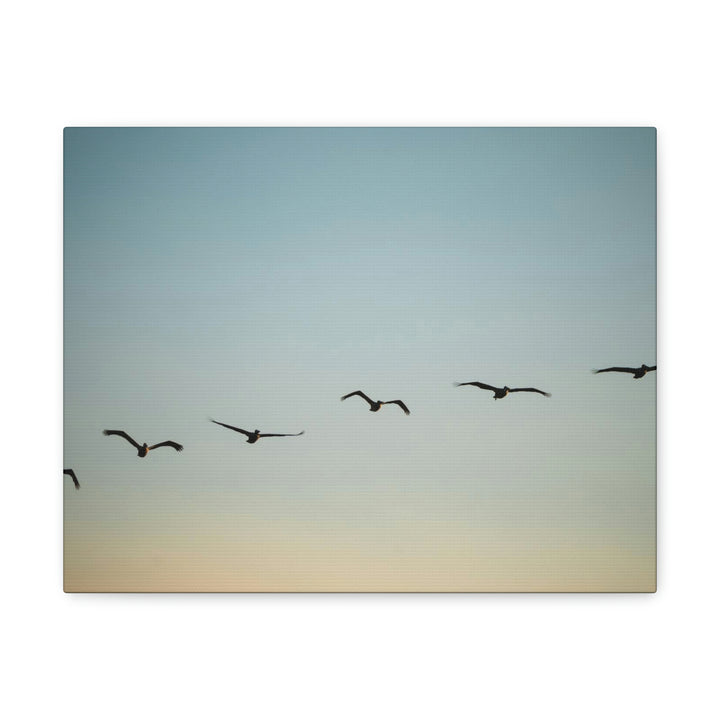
xmin=64 ymin=127 xmax=656 ymax=592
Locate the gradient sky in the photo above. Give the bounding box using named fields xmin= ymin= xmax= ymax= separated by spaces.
xmin=64 ymin=127 xmax=656 ymax=591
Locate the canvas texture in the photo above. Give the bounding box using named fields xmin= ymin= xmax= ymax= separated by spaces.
xmin=64 ymin=127 xmax=656 ymax=592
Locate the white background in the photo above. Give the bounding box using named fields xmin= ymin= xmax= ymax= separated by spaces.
xmin=1 ymin=1 xmax=717 ymax=717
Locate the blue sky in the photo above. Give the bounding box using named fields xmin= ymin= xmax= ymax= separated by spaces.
xmin=64 ymin=128 xmax=655 ymax=590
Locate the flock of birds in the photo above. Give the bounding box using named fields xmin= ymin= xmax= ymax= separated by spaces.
xmin=63 ymin=364 xmax=656 ymax=490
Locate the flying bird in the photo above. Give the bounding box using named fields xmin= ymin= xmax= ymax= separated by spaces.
xmin=63 ymin=468 xmax=80 ymax=490
xmin=454 ymin=381 xmax=551 ymax=400
xmin=210 ymin=419 xmax=305 ymax=444
xmin=340 ymin=390 xmax=410 ymax=415
xmin=593 ymin=364 xmax=656 ymax=379
xmin=102 ymin=429 xmax=184 ymax=457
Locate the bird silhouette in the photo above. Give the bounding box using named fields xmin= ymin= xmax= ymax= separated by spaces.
xmin=102 ymin=430 xmax=183 ymax=457
xmin=593 ymin=364 xmax=656 ymax=379
xmin=210 ymin=419 xmax=305 ymax=444
xmin=454 ymin=381 xmax=551 ymax=400
xmin=340 ymin=390 xmax=410 ymax=415
xmin=63 ymin=468 xmax=80 ymax=490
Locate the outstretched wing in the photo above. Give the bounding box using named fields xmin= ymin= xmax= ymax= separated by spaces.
xmin=508 ymin=387 xmax=551 ymax=397
xmin=103 ymin=429 xmax=142 ymax=450
xmin=454 ymin=381 xmax=499 ymax=393
xmin=210 ymin=420 xmax=251 ymax=437
xmin=63 ymin=469 xmax=80 ymax=490
xmin=385 ymin=400 xmax=410 ymax=415
xmin=341 ymin=390 xmax=374 ymax=406
xmin=258 ymin=431 xmax=305 ymax=438
xmin=148 ymin=440 xmax=184 ymax=452
xmin=593 ymin=367 xmax=637 ymax=374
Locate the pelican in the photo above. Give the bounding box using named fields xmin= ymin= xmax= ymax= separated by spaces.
xmin=63 ymin=468 xmax=80 ymax=490
xmin=454 ymin=381 xmax=551 ymax=400
xmin=103 ymin=430 xmax=183 ymax=457
xmin=340 ymin=390 xmax=410 ymax=415
xmin=211 ymin=419 xmax=304 ymax=444
xmin=593 ymin=364 xmax=656 ymax=379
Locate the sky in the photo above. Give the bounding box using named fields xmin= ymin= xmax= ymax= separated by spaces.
xmin=63 ymin=127 xmax=656 ymax=591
